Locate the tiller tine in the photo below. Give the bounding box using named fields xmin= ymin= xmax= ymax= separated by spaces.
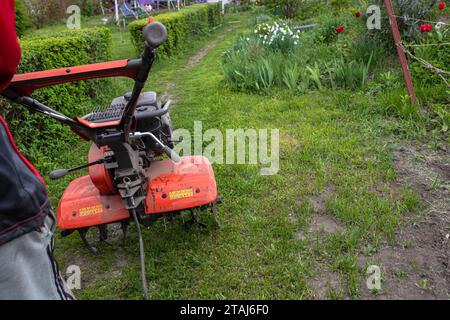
xmin=78 ymin=227 xmax=98 ymax=254
xmin=211 ymin=205 xmax=224 ymax=230
xmin=184 ymin=209 xmax=207 ymax=229
xmin=120 ymin=221 xmax=129 ymax=244
xmin=98 ymin=224 xmax=112 ymax=246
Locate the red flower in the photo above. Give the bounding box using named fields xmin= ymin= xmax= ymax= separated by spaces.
xmin=420 ymin=23 xmax=433 ymax=33
xmin=335 ymin=26 xmax=345 ymax=33
xmin=147 ymin=16 xmax=154 ymax=24
xmin=355 ymin=11 xmax=361 ymax=18
xmin=438 ymin=2 xmax=446 ymax=10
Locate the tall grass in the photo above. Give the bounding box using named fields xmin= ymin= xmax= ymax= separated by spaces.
xmin=325 ymin=52 xmax=373 ymax=90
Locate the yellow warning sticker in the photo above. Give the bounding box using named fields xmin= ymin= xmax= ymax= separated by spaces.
xmin=169 ymin=188 xmax=193 ymax=200
xmin=78 ymin=204 xmax=103 ymax=217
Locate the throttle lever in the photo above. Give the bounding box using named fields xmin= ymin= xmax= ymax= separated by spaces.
xmin=49 ymin=159 xmax=104 ymax=180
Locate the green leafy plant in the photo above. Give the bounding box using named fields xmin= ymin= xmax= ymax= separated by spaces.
xmin=327 ymin=53 xmax=373 ymax=90
xmin=282 ymin=62 xmax=300 ymax=91
xmin=316 ymin=16 xmax=345 ymax=44
xmin=306 ymin=63 xmax=324 ymax=91
xmin=410 ymin=28 xmax=450 ymax=86
xmin=431 ymin=104 xmax=450 ymax=133
xmin=255 ymin=58 xmax=274 ymax=90
xmin=350 ymin=35 xmax=385 ymax=65
xmin=367 ymin=71 xmax=402 ymax=95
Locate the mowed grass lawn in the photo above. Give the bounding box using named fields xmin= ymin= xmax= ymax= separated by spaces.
xmin=50 ymin=13 xmax=419 ymax=299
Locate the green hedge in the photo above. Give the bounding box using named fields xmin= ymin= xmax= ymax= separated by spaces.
xmin=0 ymin=28 xmax=112 ymax=172
xmin=128 ymin=3 xmax=223 ymax=57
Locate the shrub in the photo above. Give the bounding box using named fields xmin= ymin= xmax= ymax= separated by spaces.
xmin=0 ymin=28 xmax=112 ymax=172
xmin=316 ymin=16 xmax=343 ymax=43
xmin=224 ymin=2 xmax=254 ymax=14
xmin=128 ymin=3 xmax=223 ymax=57
xmin=24 ymin=27 xmax=112 ymax=63
xmin=261 ymin=0 xmax=353 ymax=19
xmin=260 ymin=0 xmax=302 ymax=19
xmin=409 ymin=28 xmax=450 ymax=87
xmin=72 ymin=0 xmax=102 ymax=16
xmin=367 ymin=0 xmax=443 ymax=48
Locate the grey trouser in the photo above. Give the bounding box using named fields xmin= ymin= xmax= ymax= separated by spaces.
xmin=0 ymin=210 xmax=75 ymax=300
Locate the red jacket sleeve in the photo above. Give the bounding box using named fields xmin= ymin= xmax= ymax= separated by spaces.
xmin=0 ymin=0 xmax=21 ymax=92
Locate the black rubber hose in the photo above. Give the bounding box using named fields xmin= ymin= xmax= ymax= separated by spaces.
xmin=131 ymin=208 xmax=149 ymax=300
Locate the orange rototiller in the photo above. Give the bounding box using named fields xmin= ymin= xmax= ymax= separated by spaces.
xmin=1 ymin=23 xmax=221 ymax=298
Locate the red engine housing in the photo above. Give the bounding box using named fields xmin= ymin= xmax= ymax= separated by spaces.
xmin=57 ymin=146 xmax=218 ymax=230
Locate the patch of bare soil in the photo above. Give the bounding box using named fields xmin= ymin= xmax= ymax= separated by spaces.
xmin=294 ymin=185 xmax=348 ymax=298
xmin=309 ymin=269 xmax=343 ymax=299
xmin=288 ymin=211 xmax=298 ymax=224
xmin=309 ymin=214 xmax=346 ymax=234
xmin=60 ymin=223 xmax=130 ymax=289
xmin=359 ymin=142 xmax=450 ymax=300
xmin=309 ymin=185 xmax=336 ymax=212
xmin=289 ymin=185 xmax=346 ymax=240
xmin=305 ymin=213 xmax=347 ymax=298
xmin=295 ymin=185 xmax=346 ymax=239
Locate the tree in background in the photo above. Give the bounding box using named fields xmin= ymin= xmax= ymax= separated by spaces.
xmin=23 ymin=0 xmax=63 ymax=28
xmin=15 ymin=0 xmax=31 ymax=37
xmin=260 ymin=0 xmax=353 ymax=19
xmin=23 ymin=0 xmax=104 ymax=29
xmin=261 ymin=0 xmax=303 ymax=19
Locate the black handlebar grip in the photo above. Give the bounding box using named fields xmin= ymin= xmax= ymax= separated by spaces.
xmin=163 ymin=146 xmax=181 ymax=163
xmin=143 ymin=22 xmax=168 ymax=49
xmin=49 ymin=169 xmax=69 ymax=180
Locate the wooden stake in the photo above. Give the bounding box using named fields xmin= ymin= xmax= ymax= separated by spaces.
xmin=384 ymin=0 xmax=418 ymax=104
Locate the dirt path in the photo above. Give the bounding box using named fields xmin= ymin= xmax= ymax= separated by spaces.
xmin=160 ymin=27 xmax=235 ymax=103
xmin=360 ymin=142 xmax=450 ymax=299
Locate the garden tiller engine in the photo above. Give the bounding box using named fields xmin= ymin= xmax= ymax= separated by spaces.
xmin=1 ymin=22 xmax=221 ymax=298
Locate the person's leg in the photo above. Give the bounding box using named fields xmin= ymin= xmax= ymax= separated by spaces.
xmin=0 ymin=209 xmax=74 ymax=300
